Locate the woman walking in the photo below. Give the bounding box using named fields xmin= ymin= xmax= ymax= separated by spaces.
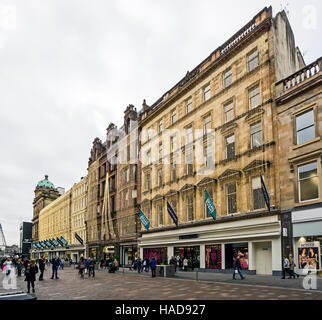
xmin=16 ymin=258 xmax=23 ymax=277
xmin=24 ymin=260 xmax=38 ymax=294
xmin=78 ymin=257 xmax=86 ymax=279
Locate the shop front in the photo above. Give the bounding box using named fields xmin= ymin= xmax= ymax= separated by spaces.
xmin=120 ymin=244 xmax=138 ymax=267
xmin=139 ymin=212 xmax=282 ymax=275
xmin=292 ymin=204 xmax=322 ymax=276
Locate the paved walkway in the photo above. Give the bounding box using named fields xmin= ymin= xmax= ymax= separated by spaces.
xmin=1 ymin=268 xmax=321 ymax=300
xmin=122 ymin=268 xmax=322 ymax=291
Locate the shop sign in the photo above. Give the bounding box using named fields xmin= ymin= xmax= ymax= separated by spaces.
xmin=179 ymin=234 xmax=199 ymax=240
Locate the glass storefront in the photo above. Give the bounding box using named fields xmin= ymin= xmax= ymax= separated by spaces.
xmin=295 ymin=236 xmax=322 ymax=272
xmin=174 ymin=246 xmax=200 ymax=270
xmin=205 ymin=245 xmax=222 ymax=269
xmin=225 ymin=243 xmax=249 ymax=270
xmin=143 ymin=248 xmax=167 ymax=265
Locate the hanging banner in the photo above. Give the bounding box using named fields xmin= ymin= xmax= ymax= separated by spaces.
xmin=205 ymin=189 xmax=216 ymax=221
xmin=139 ymin=209 xmax=150 ymax=231
xmin=75 ymin=233 xmax=84 ymax=245
xmin=167 ymin=201 xmax=178 ymax=226
xmin=56 ymin=237 xmax=64 ymax=247
xmin=260 ymin=175 xmax=270 ymax=211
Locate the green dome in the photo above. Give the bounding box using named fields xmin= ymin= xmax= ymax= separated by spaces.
xmin=37 ymin=175 xmax=55 ymax=188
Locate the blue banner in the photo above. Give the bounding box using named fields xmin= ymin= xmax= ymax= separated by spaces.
xmin=260 ymin=175 xmax=270 ymax=211
xmin=205 ymin=189 xmax=216 ymax=221
xmin=167 ymin=201 xmax=178 ymax=226
xmin=139 ymin=209 xmax=150 ymax=231
xmin=60 ymin=236 xmax=68 ymax=246
xmin=56 ymin=237 xmax=64 ymax=246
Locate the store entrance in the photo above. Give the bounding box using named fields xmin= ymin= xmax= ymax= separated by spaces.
xmin=174 ymin=246 xmax=200 ymax=271
xmin=225 ymin=243 xmax=249 ymax=270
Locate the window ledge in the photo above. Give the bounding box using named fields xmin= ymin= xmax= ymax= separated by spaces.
xmin=295 ymin=199 xmax=321 ymax=207
xmin=292 ymin=137 xmax=321 ymax=150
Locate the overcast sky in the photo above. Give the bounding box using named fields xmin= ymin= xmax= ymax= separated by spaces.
xmin=0 ymin=0 xmax=321 ymax=246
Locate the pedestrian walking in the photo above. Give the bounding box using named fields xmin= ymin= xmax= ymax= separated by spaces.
xmin=38 ymin=256 xmax=46 ymax=281
xmin=289 ymin=254 xmax=300 ymax=278
xmin=85 ymin=257 xmax=90 ymax=275
xmin=88 ymin=258 xmax=96 ymax=278
xmin=233 ymin=255 xmax=245 ymax=280
xmin=150 ymin=256 xmax=156 ymax=278
xmin=281 ymin=255 xmax=293 ymax=279
xmin=129 ymin=258 xmax=133 ymax=271
xmin=50 ymin=256 xmax=60 ymax=279
xmin=169 ymin=256 xmax=177 ymax=272
xmin=60 ymin=258 xmax=65 ymax=270
xmin=183 ymin=258 xmax=188 ymax=271
xmin=23 ymin=257 xmax=29 ymax=273
xmin=16 ymin=258 xmax=23 ymax=277
xmin=100 ymin=258 xmax=105 ymax=270
xmin=24 ymin=260 xmax=38 ymax=294
xmin=78 ymin=257 xmax=86 ymax=278
xmin=137 ymin=257 xmax=142 ymax=273
xmin=145 ymin=258 xmax=150 ymax=272
xmin=3 ymin=257 xmax=12 ymax=276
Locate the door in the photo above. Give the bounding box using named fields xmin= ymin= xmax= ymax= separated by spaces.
xmin=254 ymin=242 xmax=272 ymax=275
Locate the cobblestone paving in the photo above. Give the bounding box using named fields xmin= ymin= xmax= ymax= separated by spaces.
xmin=3 ymin=268 xmax=322 ymax=300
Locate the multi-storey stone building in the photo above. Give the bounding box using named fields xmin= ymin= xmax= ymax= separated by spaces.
xmin=32 ymin=175 xmax=60 ymax=244
xmin=86 ymin=138 xmax=103 ymax=258
xmin=86 ymin=106 xmax=140 ymax=264
xmin=31 ymin=176 xmax=88 ymax=260
xmin=138 ymin=7 xmax=305 ymax=275
xmin=276 ymin=57 xmax=322 ymax=275
xmin=70 ymin=176 xmax=88 ymax=261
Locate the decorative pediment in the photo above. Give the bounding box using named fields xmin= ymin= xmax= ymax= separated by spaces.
xmin=221 ymin=122 xmax=238 ymax=135
xmin=197 ymin=177 xmax=217 ymax=187
xmin=245 ymin=106 xmax=265 ymax=124
xmin=242 ymin=160 xmax=271 ymax=173
xmin=179 ymin=184 xmax=195 ymax=193
xmin=218 ymin=169 xmax=241 ymax=181
xmin=152 ymin=194 xmax=163 ymax=202
xmin=165 ymin=190 xmax=178 ymax=197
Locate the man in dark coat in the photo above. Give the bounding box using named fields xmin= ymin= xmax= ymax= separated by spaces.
xmin=50 ymin=256 xmax=60 ymax=279
xmin=150 ymin=257 xmax=156 ymax=278
xmin=38 ymin=256 xmax=46 ymax=281
xmin=25 ymin=260 xmax=38 ymax=293
xmin=233 ymin=255 xmax=245 ymax=280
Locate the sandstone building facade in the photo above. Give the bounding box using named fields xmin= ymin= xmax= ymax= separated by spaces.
xmin=276 ymin=57 xmax=322 ymax=275
xmin=138 ymin=7 xmax=305 ymax=275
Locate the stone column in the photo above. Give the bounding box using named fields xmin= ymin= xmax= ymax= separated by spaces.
xmin=248 ymin=241 xmax=254 ymax=271
xmin=221 ymin=243 xmax=225 ymax=269
xmin=199 ymin=244 xmax=205 ymax=269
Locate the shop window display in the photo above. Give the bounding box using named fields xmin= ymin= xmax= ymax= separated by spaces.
xmin=174 ymin=246 xmax=200 ymax=270
xmin=205 ymin=245 xmax=222 ymax=269
xmin=143 ymin=248 xmax=167 ymax=265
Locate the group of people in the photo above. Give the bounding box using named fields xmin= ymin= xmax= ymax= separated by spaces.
xmin=99 ymin=257 xmax=119 ymax=273
xmin=78 ymin=257 xmax=97 ymax=278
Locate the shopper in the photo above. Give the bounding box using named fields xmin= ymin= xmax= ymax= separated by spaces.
xmin=145 ymin=258 xmax=150 ymax=272
xmin=169 ymin=256 xmax=177 ymax=272
xmin=60 ymin=258 xmax=65 ymax=270
xmin=78 ymin=257 xmax=85 ymax=279
xmin=281 ymin=255 xmax=293 ymax=279
xmin=183 ymin=258 xmax=188 ymax=271
xmin=289 ymin=254 xmax=299 ymax=278
xmin=25 ymin=260 xmax=38 ymax=294
xmin=50 ymin=256 xmax=60 ymax=279
xmin=233 ymin=255 xmax=245 ymax=280
xmin=3 ymin=257 xmax=12 ymax=276
xmin=16 ymin=258 xmax=23 ymax=277
xmin=38 ymin=256 xmax=46 ymax=281
xmin=100 ymin=258 xmax=105 ymax=270
xmin=88 ymin=258 xmax=96 ymax=278
xmin=150 ymin=257 xmax=156 ymax=278
xmin=137 ymin=257 xmax=142 ymax=273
